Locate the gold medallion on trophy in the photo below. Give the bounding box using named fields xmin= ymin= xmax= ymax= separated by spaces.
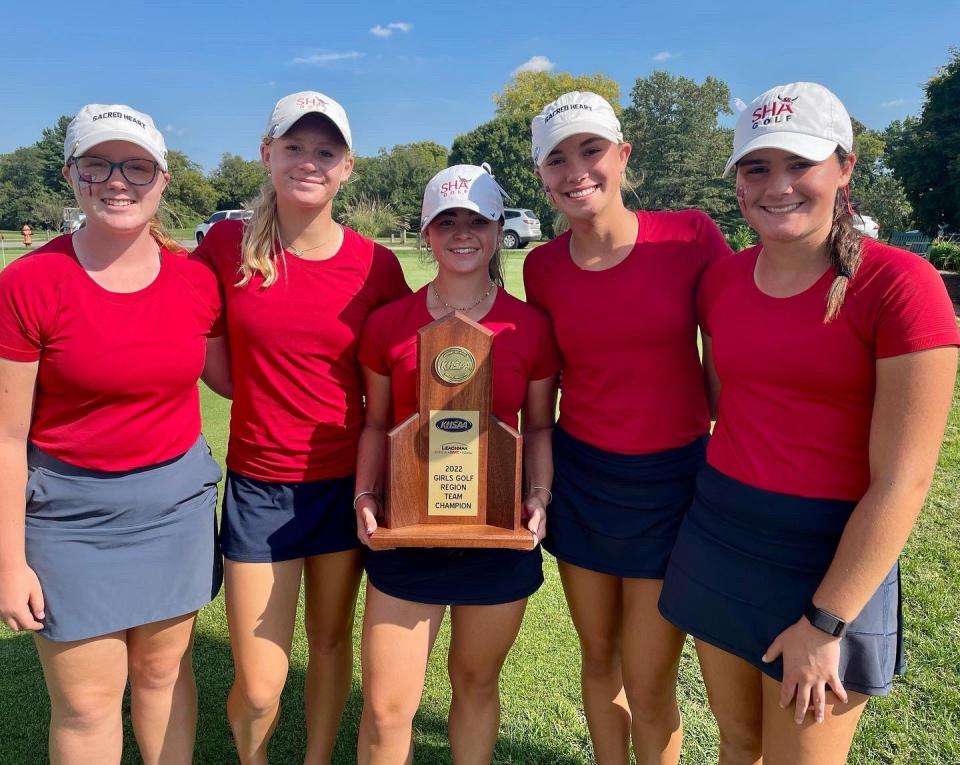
xmin=434 ymin=346 xmax=476 ymax=384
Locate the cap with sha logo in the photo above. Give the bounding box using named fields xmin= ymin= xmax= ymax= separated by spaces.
xmin=421 ymin=164 xmax=511 ymax=231
xmin=64 ymin=104 xmax=168 ymax=171
xmin=723 ymin=82 xmax=852 ymax=177
xmin=530 ymin=91 xmax=623 ymax=167
xmin=264 ymin=91 xmax=352 ymax=149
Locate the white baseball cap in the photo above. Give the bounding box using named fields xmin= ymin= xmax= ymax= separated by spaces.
xmin=723 ymin=82 xmax=853 ymax=177
xmin=264 ymin=91 xmax=352 ymax=149
xmin=64 ymin=104 xmax=168 ymax=171
xmin=531 ymin=91 xmax=623 ymax=167
xmin=421 ymin=164 xmax=511 ymax=231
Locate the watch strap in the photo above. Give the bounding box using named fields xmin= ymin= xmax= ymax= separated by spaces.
xmin=804 ymin=603 xmax=848 ymax=638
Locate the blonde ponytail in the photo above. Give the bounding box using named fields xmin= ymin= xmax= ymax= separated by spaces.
xmin=238 ymin=183 xmax=286 ymax=288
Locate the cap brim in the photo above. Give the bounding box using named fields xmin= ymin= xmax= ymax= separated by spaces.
xmin=535 ymin=122 xmax=622 ymax=167
xmin=272 ymin=112 xmax=352 ymax=149
xmin=69 ymin=131 xmax=168 ymax=171
xmin=722 ymin=132 xmax=838 ymax=177
xmin=420 ymin=201 xmax=501 ymax=231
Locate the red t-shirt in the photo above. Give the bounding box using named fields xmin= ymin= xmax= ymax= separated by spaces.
xmin=358 ymin=287 xmax=560 ymax=429
xmin=523 ymin=209 xmax=731 ymax=454
xmin=0 ymin=235 xmax=223 ymax=471
xmin=195 ymin=219 xmax=410 ymax=482
xmin=700 ymin=239 xmax=960 ymax=501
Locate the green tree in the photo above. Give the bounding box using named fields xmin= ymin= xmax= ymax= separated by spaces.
xmin=0 ymin=146 xmax=48 ymax=228
xmin=622 ymin=71 xmax=739 ymax=232
xmin=346 ymin=141 xmax=448 ymax=227
xmin=36 ymin=115 xmax=73 ymax=200
xmin=210 ymin=153 xmax=267 ymax=210
xmin=849 ymin=120 xmax=914 ymax=233
xmin=161 ymin=150 xmax=218 ymax=227
xmin=449 ymin=116 xmax=553 ymax=235
xmin=494 ymin=71 xmax=622 ymax=121
xmin=884 ymin=48 xmax=960 ymax=232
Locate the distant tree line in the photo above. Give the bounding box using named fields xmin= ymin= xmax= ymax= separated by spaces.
xmin=3 ymin=49 xmax=958 ymax=238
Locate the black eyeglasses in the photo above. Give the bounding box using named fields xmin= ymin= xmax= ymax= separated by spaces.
xmin=69 ymin=156 xmax=160 ymax=186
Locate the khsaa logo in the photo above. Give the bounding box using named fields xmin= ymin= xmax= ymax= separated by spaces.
xmin=436 ymin=418 xmax=472 ymax=433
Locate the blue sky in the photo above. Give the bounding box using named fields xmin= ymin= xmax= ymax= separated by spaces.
xmin=3 ymin=0 xmax=957 ymax=171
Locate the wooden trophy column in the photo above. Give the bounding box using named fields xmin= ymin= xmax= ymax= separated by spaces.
xmin=369 ymin=312 xmax=534 ymax=550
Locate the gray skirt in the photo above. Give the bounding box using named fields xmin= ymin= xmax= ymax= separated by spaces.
xmin=25 ymin=437 xmax=223 ymax=642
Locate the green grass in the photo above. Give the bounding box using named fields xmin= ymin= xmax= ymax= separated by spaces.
xmin=1 ymin=254 xmax=958 ymax=763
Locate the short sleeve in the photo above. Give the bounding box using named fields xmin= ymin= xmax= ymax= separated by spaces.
xmin=875 ymin=255 xmax=960 ymax=358
xmin=530 ymin=312 xmax=561 ymax=380
xmin=0 ymin=260 xmax=46 ymax=361
xmin=696 ymin=211 xmax=734 ymax=270
xmin=522 ymin=249 xmax=544 ymax=312
xmin=696 ymin=260 xmax=720 ymax=337
xmin=190 ymin=219 xmax=242 ymax=286
xmin=358 ymin=307 xmax=391 ymax=375
xmin=185 ymin=253 xmax=226 ymax=338
xmin=370 ymin=245 xmax=412 ymax=307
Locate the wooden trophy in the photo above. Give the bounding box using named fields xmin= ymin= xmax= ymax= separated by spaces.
xmin=368 ymin=311 xmax=535 ymax=550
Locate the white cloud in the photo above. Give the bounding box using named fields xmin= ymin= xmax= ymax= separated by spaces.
xmin=163 ymin=124 xmax=185 ymax=136
xmin=291 ymin=51 xmax=363 ymax=66
xmin=512 ymin=55 xmax=555 ymax=76
xmin=881 ymin=98 xmax=908 ymax=107
xmin=370 ymin=21 xmax=413 ymax=38
xmin=653 ymin=51 xmax=673 ymax=62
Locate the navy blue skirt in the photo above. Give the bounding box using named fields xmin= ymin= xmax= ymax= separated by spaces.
xmin=659 ymin=465 xmax=903 ymax=696
xmin=364 ymin=546 xmax=543 ymax=606
xmin=26 ymin=437 xmax=222 ymax=642
xmin=545 ymin=427 xmax=707 ymax=578
xmin=220 ymin=471 xmax=361 ymax=562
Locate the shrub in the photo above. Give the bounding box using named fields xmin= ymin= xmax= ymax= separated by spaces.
xmin=726 ymin=225 xmax=757 ymax=252
xmin=929 ymin=241 xmax=960 ymax=271
xmin=341 ymin=195 xmax=404 ymax=239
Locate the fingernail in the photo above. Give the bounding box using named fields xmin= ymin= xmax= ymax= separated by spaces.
xmin=761 ymin=654 xmax=769 ymax=662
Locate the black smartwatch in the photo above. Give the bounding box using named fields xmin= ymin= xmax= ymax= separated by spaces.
xmin=804 ymin=603 xmax=848 ymax=638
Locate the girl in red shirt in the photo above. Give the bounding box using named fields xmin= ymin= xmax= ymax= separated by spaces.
xmin=659 ymin=82 xmax=960 ymax=764
xmin=524 ymin=91 xmax=731 ymax=765
xmin=195 ymin=91 xmax=409 ymax=763
xmin=0 ymin=105 xmax=222 ymax=763
xmin=353 ymin=164 xmax=559 ymax=762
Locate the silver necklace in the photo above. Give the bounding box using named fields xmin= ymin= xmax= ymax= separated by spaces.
xmin=431 ymin=280 xmax=495 ymax=313
xmin=284 ymin=225 xmax=341 ymax=258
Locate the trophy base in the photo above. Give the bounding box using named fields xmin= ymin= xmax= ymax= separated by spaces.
xmin=368 ymin=524 xmax=537 ymax=551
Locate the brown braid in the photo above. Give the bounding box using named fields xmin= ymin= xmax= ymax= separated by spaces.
xmin=823 ymin=148 xmax=863 ymax=323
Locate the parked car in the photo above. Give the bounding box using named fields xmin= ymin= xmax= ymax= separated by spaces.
xmin=502 ymin=208 xmax=541 ymax=249
xmin=195 ymin=209 xmax=252 ymax=244
xmin=852 ymin=212 xmax=880 ymax=239
xmin=62 ymin=212 xmax=86 ymax=234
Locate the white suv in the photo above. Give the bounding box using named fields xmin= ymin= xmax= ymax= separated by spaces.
xmin=502 ymin=208 xmax=541 ymax=249
xmin=195 ymin=210 xmax=252 ymax=244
